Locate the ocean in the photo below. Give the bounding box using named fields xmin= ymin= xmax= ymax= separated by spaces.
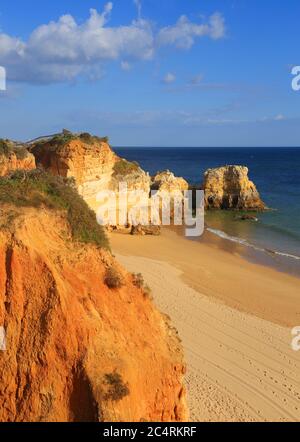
xmin=114 ymin=146 xmax=300 ymax=273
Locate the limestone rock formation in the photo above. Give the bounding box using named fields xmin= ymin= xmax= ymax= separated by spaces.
xmin=112 ymin=158 xmax=151 ymax=194
xmin=31 ymin=134 xmax=118 ymax=210
xmin=150 ymin=170 xmax=189 ymax=224
xmin=31 ymin=133 xmax=151 ymax=218
xmin=0 ymin=140 xmax=35 ymax=176
xmin=152 ymin=170 xmax=189 ymax=195
xmin=0 ymin=205 xmax=188 ymax=422
xmin=203 ymin=165 xmax=266 ymax=210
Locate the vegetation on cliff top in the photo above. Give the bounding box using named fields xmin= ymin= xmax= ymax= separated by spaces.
xmin=0 ymin=169 xmax=109 ymax=249
xmin=32 ymin=130 xmax=110 ymax=152
xmin=0 ymin=139 xmax=30 ymax=160
xmin=113 ymin=158 xmax=141 ymax=177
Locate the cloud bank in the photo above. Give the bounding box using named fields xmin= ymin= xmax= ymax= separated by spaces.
xmin=0 ymin=2 xmax=225 ymax=84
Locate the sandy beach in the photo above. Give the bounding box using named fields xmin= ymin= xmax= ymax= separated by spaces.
xmin=111 ymin=229 xmax=300 ymax=422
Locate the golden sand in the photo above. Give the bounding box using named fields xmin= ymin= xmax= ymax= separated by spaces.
xmin=111 ymin=229 xmax=300 ymax=422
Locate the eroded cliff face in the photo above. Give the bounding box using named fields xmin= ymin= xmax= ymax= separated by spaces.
xmin=0 ymin=150 xmax=36 ymax=177
xmin=204 ymin=165 xmax=266 ymax=210
xmin=31 ymin=138 xmax=117 ymax=209
xmin=31 ymin=138 xmax=151 ymax=215
xmin=0 ymin=206 xmax=188 ymax=422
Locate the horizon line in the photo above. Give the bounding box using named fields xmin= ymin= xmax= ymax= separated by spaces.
xmin=113 ymin=145 xmax=300 ymax=149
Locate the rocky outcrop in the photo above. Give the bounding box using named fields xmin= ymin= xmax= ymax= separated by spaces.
xmin=131 ymin=224 xmax=161 ymax=236
xmin=204 ymin=165 xmax=266 ymax=210
xmin=150 ymin=170 xmax=189 ymax=223
xmin=112 ymin=158 xmax=151 ymax=194
xmin=31 ymin=134 xmax=151 ymax=219
xmin=0 ymin=205 xmax=188 ymax=422
xmin=0 ymin=140 xmax=35 ymax=176
xmin=31 ymin=135 xmax=118 ymax=210
xmin=152 ymin=170 xmax=189 ymax=195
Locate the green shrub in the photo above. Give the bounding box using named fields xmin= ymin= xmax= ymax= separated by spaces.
xmin=49 ymin=132 xmax=77 ymax=148
xmin=113 ymin=159 xmax=140 ymax=177
xmin=0 ymin=139 xmax=11 ymax=156
xmin=0 ymin=169 xmax=110 ymax=249
xmin=104 ymin=266 xmax=124 ymax=289
xmin=33 ymin=132 xmax=109 ymax=153
xmin=14 ymin=146 xmax=29 ymax=160
xmin=32 ymin=132 xmax=77 ymax=153
xmin=79 ymin=133 xmax=109 ymax=145
xmin=0 ymin=139 xmax=30 ymax=160
xmin=79 ymin=132 xmax=95 ymax=144
xmin=104 ymin=372 xmax=129 ymax=402
xmin=98 ymin=136 xmax=109 ymax=144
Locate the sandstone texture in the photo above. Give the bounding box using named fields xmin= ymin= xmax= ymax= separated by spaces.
xmin=112 ymin=158 xmax=151 ymax=194
xmin=0 ymin=142 xmax=35 ymax=177
xmin=0 ymin=206 xmax=188 ymax=422
xmin=204 ymin=165 xmax=266 ymax=210
xmin=31 ymin=136 xmax=151 ymax=221
xmin=152 ymin=170 xmax=189 ymax=195
xmin=31 ymin=137 xmax=117 ymax=209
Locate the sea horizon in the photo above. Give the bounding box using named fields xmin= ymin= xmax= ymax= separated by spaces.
xmin=115 ymin=146 xmax=300 ymax=274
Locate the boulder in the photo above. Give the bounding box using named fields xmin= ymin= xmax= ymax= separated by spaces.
xmin=131 ymin=224 xmax=161 ymax=236
xmin=204 ymin=165 xmax=266 ymax=210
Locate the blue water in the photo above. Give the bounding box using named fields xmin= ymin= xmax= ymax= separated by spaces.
xmin=114 ymin=147 xmax=300 ymax=264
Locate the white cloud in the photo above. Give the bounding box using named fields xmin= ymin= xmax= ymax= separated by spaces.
xmin=274 ymin=114 xmax=285 ymax=121
xmin=157 ymin=13 xmax=225 ymax=49
xmin=0 ymin=3 xmax=225 ymax=84
xmin=259 ymin=114 xmax=286 ymax=123
xmin=163 ymin=72 xmax=176 ymax=84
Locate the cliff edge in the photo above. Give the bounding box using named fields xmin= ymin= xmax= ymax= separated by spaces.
xmin=31 ymin=133 xmax=150 ymax=213
xmin=0 ymin=171 xmax=188 ymax=422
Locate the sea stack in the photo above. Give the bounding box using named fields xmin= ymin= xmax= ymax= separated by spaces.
xmin=203 ymin=165 xmax=266 ymax=210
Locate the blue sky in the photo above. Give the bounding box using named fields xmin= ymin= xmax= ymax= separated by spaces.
xmin=0 ymin=0 xmax=300 ymax=146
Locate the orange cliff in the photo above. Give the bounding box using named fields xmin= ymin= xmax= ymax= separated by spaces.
xmin=0 ymin=205 xmax=188 ymax=422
